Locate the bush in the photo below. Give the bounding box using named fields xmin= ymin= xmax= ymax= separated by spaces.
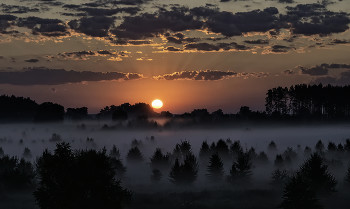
xmin=0 ymin=155 xmax=35 ymax=190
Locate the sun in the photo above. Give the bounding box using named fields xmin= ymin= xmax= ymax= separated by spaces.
xmin=152 ymin=99 xmax=163 ymax=109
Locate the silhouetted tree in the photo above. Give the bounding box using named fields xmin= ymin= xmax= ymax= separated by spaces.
xmin=304 ymin=146 xmax=312 ymax=157
xmin=199 ymin=141 xmax=210 ymax=162
xmin=283 ymin=147 xmax=298 ymax=163
xmin=150 ymin=148 xmax=170 ymax=170
xmin=327 ymin=142 xmax=337 ymax=152
xmin=268 ymin=141 xmax=277 ymax=152
xmin=345 ymin=165 xmax=350 ymax=184
xmin=215 ymin=139 xmax=230 ymax=159
xmin=281 ymin=174 xmax=323 ymax=209
xmin=256 ymin=151 xmax=269 ymax=164
xmin=66 ymin=107 xmax=88 ymax=120
xmin=298 ymin=153 xmax=337 ymax=193
xmin=271 ymin=169 xmax=289 ymax=185
xmin=0 ymin=155 xmax=35 ymax=190
xmin=169 ymin=153 xmax=198 ymax=185
xmin=126 ymin=147 xmax=143 ymax=163
xmin=22 ymin=147 xmax=32 ymax=159
xmin=110 ymin=145 xmax=121 ymax=159
xmin=0 ymin=147 xmax=4 ymax=157
xmin=49 ymin=133 xmax=62 ymax=142
xmin=230 ymin=140 xmax=243 ymax=159
xmin=34 ymin=143 xmax=131 ymax=209
xmin=315 ymin=140 xmax=325 ymax=154
xmin=151 ymin=169 xmax=162 ymax=182
xmin=228 ymin=152 xmax=252 ymax=183
xmin=110 ymin=158 xmax=126 ymax=179
xmin=0 ymin=95 xmax=38 ymax=121
xmin=275 ymin=154 xmax=284 ymax=167
xmin=206 ymin=153 xmax=224 ymax=181
xmin=35 ymin=102 xmax=65 ymax=122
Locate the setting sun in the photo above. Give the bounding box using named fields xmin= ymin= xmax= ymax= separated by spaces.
xmin=152 ymin=99 xmax=163 ymax=109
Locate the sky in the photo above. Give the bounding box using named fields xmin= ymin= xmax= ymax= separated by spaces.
xmin=0 ymin=0 xmax=350 ymax=114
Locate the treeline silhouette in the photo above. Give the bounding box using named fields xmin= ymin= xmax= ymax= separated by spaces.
xmin=2 ymin=137 xmax=350 ymax=209
xmin=266 ymin=84 xmax=350 ymax=119
xmin=3 ymin=84 xmax=350 ymax=124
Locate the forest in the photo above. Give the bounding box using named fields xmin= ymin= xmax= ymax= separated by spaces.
xmin=1 ymin=133 xmax=350 ymax=209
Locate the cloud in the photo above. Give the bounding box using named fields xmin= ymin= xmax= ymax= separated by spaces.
xmin=111 ymin=7 xmax=203 ymax=40
xmin=204 ymin=7 xmax=280 ymax=37
xmin=63 ymin=4 xmax=141 ymax=16
xmin=0 ymin=67 xmax=143 ymax=85
xmin=0 ymin=15 xmax=17 ymax=33
xmin=300 ymin=65 xmax=328 ymax=76
xmin=17 ymin=16 xmax=69 ymax=37
xmin=0 ymin=4 xmax=40 ymax=14
xmin=25 ymin=58 xmax=39 ymax=63
xmin=281 ymin=3 xmax=350 ymax=36
xmin=165 ymin=32 xmax=199 ymax=44
xmin=69 ymin=16 xmax=115 ymax=37
xmin=164 ymin=46 xmax=182 ymax=52
xmin=244 ymin=39 xmax=269 ymax=44
xmin=312 ymin=71 xmax=350 ymax=85
xmin=153 ymin=70 xmax=237 ymax=80
xmin=154 ymin=70 xmax=269 ymax=80
xmin=57 ymin=50 xmax=127 ymax=60
xmin=300 ymin=63 xmax=350 ymax=76
xmin=185 ymin=42 xmax=250 ymax=51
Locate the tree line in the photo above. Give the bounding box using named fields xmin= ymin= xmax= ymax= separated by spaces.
xmin=265 ymin=84 xmax=350 ymax=118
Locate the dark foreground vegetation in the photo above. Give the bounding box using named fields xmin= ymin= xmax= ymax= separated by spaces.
xmin=1 ymin=136 xmax=350 ymax=209
xmin=3 ymin=84 xmax=350 ymax=126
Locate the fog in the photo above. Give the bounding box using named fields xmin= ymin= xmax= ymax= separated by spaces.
xmin=1 ymin=122 xmax=350 ymax=209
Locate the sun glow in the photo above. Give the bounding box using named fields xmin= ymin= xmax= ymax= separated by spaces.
xmin=152 ymin=99 xmax=163 ymax=109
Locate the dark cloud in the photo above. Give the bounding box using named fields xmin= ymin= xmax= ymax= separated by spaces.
xmin=281 ymin=3 xmax=350 ymax=36
xmin=0 ymin=67 xmax=143 ymax=85
xmin=17 ymin=16 xmax=69 ymax=37
xmin=63 ymin=5 xmax=141 ymax=16
xmin=0 ymin=4 xmax=40 ymax=14
xmin=111 ymin=7 xmax=203 ymax=40
xmin=300 ymin=63 xmax=350 ymax=76
xmin=271 ymin=45 xmax=292 ymax=53
xmin=331 ymin=39 xmax=350 ymax=44
xmin=300 ymin=65 xmax=328 ymax=76
xmin=244 ymin=39 xmax=269 ymax=44
xmin=69 ymin=16 xmax=115 ymax=37
xmin=312 ymin=71 xmax=350 ymax=85
xmin=153 ymin=70 xmax=237 ymax=81
xmin=204 ymin=7 xmax=280 ymax=37
xmin=58 ymin=51 xmax=95 ymax=59
xmin=0 ymin=15 xmax=17 ymax=33
xmin=185 ymin=42 xmax=250 ymax=51
xmin=284 ymin=69 xmax=295 ymax=75
xmin=25 ymin=58 xmax=39 ymax=63
xmin=164 ymin=46 xmax=182 ymax=52
xmin=165 ymin=33 xmax=199 ymax=44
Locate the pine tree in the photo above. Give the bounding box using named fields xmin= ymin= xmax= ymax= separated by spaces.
xmin=199 ymin=141 xmax=210 ymax=161
xmin=228 ymin=152 xmax=252 ymax=183
xmin=126 ymin=146 xmax=143 ymax=163
xmin=281 ymin=175 xmax=322 ymax=209
xmin=110 ymin=145 xmax=121 ymax=159
xmin=206 ymin=153 xmax=224 ymax=181
xmin=150 ymin=148 xmax=169 ymax=170
xmin=169 ymin=153 xmax=198 ymax=185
